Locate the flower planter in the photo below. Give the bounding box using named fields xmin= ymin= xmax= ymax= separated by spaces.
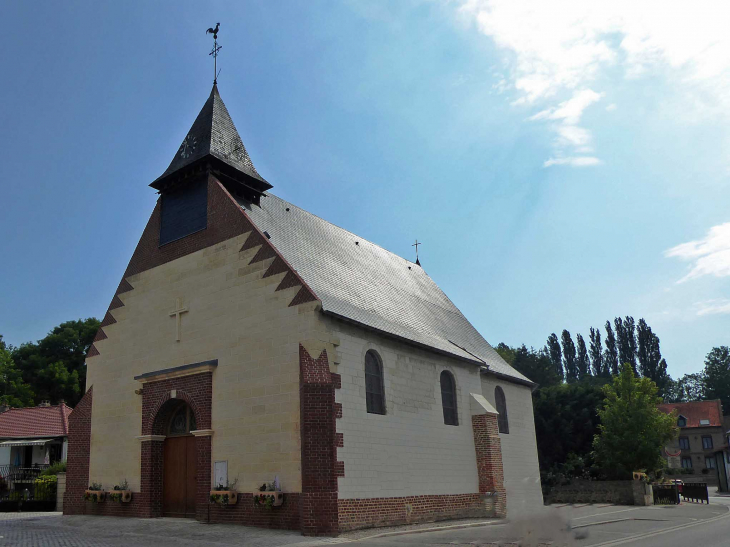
xmin=108 ymin=490 xmax=132 ymax=503
xmin=209 ymin=490 xmax=238 ymax=506
xmin=253 ymin=491 xmax=284 ymax=507
xmin=84 ymin=490 xmax=106 ymax=503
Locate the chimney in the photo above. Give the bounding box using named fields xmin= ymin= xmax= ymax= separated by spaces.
xmin=58 ymin=399 xmax=65 ymax=406
xmin=39 ymin=400 xmax=51 ymax=407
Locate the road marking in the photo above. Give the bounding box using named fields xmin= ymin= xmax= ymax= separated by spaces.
xmin=572 ymin=507 xmax=640 ymax=520
xmin=590 ymin=505 xmax=730 ymax=546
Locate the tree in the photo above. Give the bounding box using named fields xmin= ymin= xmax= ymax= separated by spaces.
xmin=636 ymin=319 xmax=670 ymax=396
xmin=593 ymin=364 xmax=678 ymax=479
xmin=614 ymin=316 xmax=637 ymax=374
xmin=576 ymin=334 xmax=591 ymax=380
xmin=546 ymin=333 xmax=564 ymax=381
xmin=561 ymin=330 xmax=578 ymax=383
xmin=603 ymin=321 xmax=619 ymax=376
xmin=11 ymin=318 xmax=99 ymax=406
xmin=533 ymin=382 xmax=605 ymax=471
xmin=0 ymin=336 xmax=35 ymax=407
xmin=498 ymin=344 xmax=561 ymax=388
xmin=589 ymin=327 xmax=604 ymax=377
xmin=704 ymin=346 xmax=730 ymax=412
xmin=665 ymin=372 xmax=706 ymax=402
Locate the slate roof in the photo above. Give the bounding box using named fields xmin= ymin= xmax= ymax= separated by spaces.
xmin=0 ymin=404 xmax=71 ymax=439
xmin=659 ymin=400 xmax=724 ymax=428
xmin=242 ymin=194 xmax=532 ymax=385
xmin=154 ymin=84 xmax=268 ymax=187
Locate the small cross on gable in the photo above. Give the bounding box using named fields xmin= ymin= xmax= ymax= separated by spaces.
xmin=169 ymin=298 xmax=189 ymax=342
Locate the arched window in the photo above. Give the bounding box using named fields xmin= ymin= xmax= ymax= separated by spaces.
xmin=495 ymin=386 xmax=509 ymax=434
xmin=167 ymin=402 xmax=196 ymax=436
xmin=440 ymin=371 xmax=458 ymax=426
xmin=365 ymin=350 xmax=385 ymax=415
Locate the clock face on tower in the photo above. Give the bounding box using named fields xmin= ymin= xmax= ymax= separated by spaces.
xmin=178 ymin=134 xmax=197 ymax=159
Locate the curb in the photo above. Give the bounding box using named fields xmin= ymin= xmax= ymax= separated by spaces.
xmin=348 ymin=519 xmax=507 ymax=541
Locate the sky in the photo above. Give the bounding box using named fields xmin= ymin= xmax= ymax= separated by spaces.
xmin=0 ymin=0 xmax=728 ymax=380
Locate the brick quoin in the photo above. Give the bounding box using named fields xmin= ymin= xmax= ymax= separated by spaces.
xmin=472 ymin=413 xmax=507 ymax=518
xmin=63 ymin=387 xmax=93 ymax=515
xmin=299 ymin=344 xmax=339 ymax=536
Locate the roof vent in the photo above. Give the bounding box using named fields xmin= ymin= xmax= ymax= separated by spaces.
xmin=355 ymin=241 xmax=359 ymax=246
xmin=285 ymin=207 xmax=290 ymax=212
xmin=263 ymin=231 xmax=271 ymax=239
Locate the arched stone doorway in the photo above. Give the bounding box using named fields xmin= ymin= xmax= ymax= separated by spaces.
xmin=158 ymin=400 xmax=197 ymax=518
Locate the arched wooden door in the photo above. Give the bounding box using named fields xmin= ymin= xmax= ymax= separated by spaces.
xmin=162 ymin=402 xmax=197 ymax=518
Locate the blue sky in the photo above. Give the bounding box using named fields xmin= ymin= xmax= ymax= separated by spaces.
xmin=1 ymin=1 xmax=728 ymax=379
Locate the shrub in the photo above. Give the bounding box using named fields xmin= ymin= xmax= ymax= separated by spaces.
xmin=40 ymin=461 xmax=67 ymax=476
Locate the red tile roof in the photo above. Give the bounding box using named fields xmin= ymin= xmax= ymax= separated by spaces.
xmin=0 ymin=404 xmax=72 ymax=439
xmin=659 ymin=400 xmax=723 ymax=428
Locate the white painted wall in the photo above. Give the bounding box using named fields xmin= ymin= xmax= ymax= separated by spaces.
xmin=481 ymin=375 xmax=544 ymax=516
xmin=332 ymin=321 xmax=481 ymax=499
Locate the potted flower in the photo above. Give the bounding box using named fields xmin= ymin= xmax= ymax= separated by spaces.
xmin=84 ymin=482 xmax=105 ymax=503
xmin=209 ymin=478 xmax=238 ymax=506
xmin=108 ymin=479 xmax=132 ymax=503
xmin=253 ymin=479 xmax=284 ymax=508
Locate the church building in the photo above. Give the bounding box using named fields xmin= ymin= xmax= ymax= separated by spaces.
xmin=63 ymin=83 xmax=543 ymax=535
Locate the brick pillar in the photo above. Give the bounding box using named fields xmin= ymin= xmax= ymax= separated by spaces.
xmin=64 ymin=387 xmax=93 ymax=515
xmin=299 ymin=344 xmax=338 ymax=536
xmin=470 ymin=394 xmax=507 ymax=518
xmin=194 ymin=433 xmax=212 ymax=521
xmin=139 ymin=437 xmax=165 ymax=518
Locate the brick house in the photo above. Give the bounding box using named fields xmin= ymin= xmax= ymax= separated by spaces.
xmin=63 ymin=84 xmax=543 ymax=534
xmin=659 ymin=400 xmax=729 ymax=489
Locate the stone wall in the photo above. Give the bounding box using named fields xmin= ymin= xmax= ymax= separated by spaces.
xmin=545 ymin=480 xmax=648 ymax=506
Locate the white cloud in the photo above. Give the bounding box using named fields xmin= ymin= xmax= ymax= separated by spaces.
xmin=664 ymin=222 xmax=730 ymax=282
xmin=696 ymin=299 xmax=730 ymax=316
xmin=543 ymin=156 xmax=602 ymax=167
xmin=458 ymin=0 xmax=730 ymax=165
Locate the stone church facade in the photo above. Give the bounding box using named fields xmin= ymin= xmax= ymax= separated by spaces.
xmin=63 ymin=84 xmax=542 ymax=535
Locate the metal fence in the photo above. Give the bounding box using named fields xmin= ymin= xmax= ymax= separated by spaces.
xmin=681 ymin=482 xmax=709 ymax=504
xmin=0 ymin=464 xmax=50 ymax=491
xmin=652 ymin=484 xmax=680 ymax=505
xmin=0 ymin=481 xmax=57 ymax=512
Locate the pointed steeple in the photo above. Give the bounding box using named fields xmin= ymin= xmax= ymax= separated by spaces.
xmin=151 ymin=84 xmax=271 ymax=196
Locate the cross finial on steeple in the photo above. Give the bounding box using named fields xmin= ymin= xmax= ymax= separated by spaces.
xmin=412 ymin=239 xmax=422 ymax=266
xmin=206 ymin=22 xmax=222 ymax=84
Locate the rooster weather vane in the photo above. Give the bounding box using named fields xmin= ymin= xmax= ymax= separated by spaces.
xmin=206 ymin=23 xmax=221 ymax=84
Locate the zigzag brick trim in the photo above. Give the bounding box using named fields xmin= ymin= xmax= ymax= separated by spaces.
xmin=92 ymin=329 xmax=107 ymax=343
xmin=100 ymin=312 xmax=117 ymax=328
xmin=262 ymin=256 xmax=290 ymax=279
xmin=240 ymin=230 xmax=265 ymax=252
xmin=249 ymin=243 xmax=277 ymax=264
xmin=289 ymin=286 xmax=318 ymax=307
xmin=275 ymin=271 xmax=302 ymax=292
xmin=334 ymin=402 xmax=343 ymax=419
xmin=87 ymin=344 xmax=100 ymax=358
xmin=108 ymin=295 xmax=124 ymax=310
xmin=334 ymin=461 xmax=345 ymax=477
xmin=116 ymin=278 xmax=134 ymax=294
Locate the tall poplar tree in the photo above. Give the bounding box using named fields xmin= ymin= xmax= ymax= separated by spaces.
xmin=603 ymin=321 xmax=619 ymax=376
xmin=589 ymin=327 xmax=604 ymax=377
xmin=561 ymin=330 xmax=578 ymax=383
xmin=704 ymin=346 xmax=730 ymax=412
xmin=546 ymin=333 xmax=564 ymax=381
xmin=576 ymin=334 xmax=591 ymax=380
xmin=615 ymin=316 xmax=638 ymax=374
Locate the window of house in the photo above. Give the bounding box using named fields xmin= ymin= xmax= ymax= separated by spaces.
xmin=679 ymin=437 xmax=690 ymax=450
xmin=699 ymin=419 xmax=710 ymax=425
xmin=681 ymin=457 xmax=693 ymax=469
xmin=706 ymin=457 xmax=716 ymax=469
xmin=702 ymin=436 xmax=714 ymax=449
xmin=495 ymin=386 xmax=509 ymax=434
xmin=167 ymin=403 xmax=196 ymax=436
xmin=440 ymin=371 xmax=458 ymax=426
xmin=677 ymin=416 xmax=687 ymax=427
xmin=365 ymin=350 xmax=386 ymax=415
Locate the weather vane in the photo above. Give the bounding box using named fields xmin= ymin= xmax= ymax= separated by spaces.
xmin=206 ymin=22 xmax=221 ymax=84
